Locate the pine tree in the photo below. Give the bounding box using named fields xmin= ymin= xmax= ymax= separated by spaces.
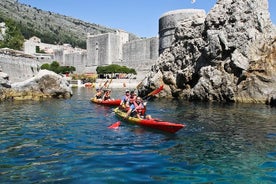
xmin=0 ymin=19 xmax=24 ymax=50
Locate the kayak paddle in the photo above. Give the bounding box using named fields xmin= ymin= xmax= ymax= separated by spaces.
xmin=108 ymin=121 xmax=121 ymax=129
xmin=143 ymin=85 xmax=164 ymax=100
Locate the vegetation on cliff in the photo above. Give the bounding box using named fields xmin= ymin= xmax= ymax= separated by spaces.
xmin=0 ymin=19 xmax=24 ymax=50
xmin=0 ymin=0 xmax=139 ymax=49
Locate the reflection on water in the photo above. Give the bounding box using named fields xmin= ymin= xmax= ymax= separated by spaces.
xmin=0 ymin=88 xmax=276 ymax=183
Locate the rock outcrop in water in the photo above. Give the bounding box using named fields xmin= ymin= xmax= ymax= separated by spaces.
xmin=0 ymin=66 xmax=11 ymax=88
xmin=139 ymin=0 xmax=276 ymax=106
xmin=0 ymin=70 xmax=72 ymax=101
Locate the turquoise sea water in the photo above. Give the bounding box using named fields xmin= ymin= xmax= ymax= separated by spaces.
xmin=0 ymin=87 xmax=276 ymax=184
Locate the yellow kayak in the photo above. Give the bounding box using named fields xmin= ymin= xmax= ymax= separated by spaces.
xmin=114 ymin=107 xmax=185 ymax=133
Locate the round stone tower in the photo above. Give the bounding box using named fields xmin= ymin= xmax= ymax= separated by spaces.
xmin=159 ymin=9 xmax=206 ymax=54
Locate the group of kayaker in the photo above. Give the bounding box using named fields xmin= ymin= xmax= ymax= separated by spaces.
xmin=94 ymin=88 xmax=151 ymax=120
xmin=119 ymin=89 xmax=151 ymax=120
xmin=94 ymin=88 xmax=112 ymax=102
xmin=91 ymin=85 xmax=185 ymax=133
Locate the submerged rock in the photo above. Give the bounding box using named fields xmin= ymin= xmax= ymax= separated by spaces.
xmin=139 ymin=0 xmax=276 ymax=106
xmin=0 ymin=70 xmax=72 ymax=101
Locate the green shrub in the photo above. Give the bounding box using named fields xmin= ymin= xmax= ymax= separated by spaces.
xmin=96 ymin=64 xmax=137 ymax=75
xmin=40 ymin=61 xmax=76 ymax=74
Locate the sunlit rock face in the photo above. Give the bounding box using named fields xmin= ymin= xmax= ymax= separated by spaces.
xmin=0 ymin=70 xmax=72 ymax=101
xmin=140 ymin=0 xmax=276 ymax=106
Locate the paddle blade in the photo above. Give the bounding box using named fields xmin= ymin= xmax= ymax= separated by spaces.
xmin=108 ymin=121 xmax=121 ymax=129
xmin=103 ymin=80 xmax=109 ymax=88
xmin=147 ymin=85 xmax=164 ymax=97
xmin=136 ymin=81 xmax=143 ymax=89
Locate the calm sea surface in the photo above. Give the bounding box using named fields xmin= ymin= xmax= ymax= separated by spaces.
xmin=1 ymin=87 xmax=276 ymax=184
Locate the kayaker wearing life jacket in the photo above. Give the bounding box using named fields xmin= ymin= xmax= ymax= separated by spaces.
xmin=126 ymin=90 xmax=136 ymax=107
xmin=95 ymin=88 xmax=103 ymax=100
xmin=120 ymin=89 xmax=130 ymax=107
xmin=102 ymin=89 xmax=112 ymax=101
xmin=125 ymin=96 xmax=150 ymax=119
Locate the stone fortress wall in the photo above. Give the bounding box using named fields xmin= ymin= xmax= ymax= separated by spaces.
xmin=0 ymin=49 xmax=40 ymax=82
xmin=86 ymin=30 xmax=159 ymax=75
xmin=0 ymin=9 xmax=203 ymax=82
xmin=122 ymin=37 xmax=158 ymax=70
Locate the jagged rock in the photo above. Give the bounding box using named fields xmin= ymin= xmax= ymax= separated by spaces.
xmin=191 ymin=66 xmax=236 ymax=102
xmin=0 ymin=70 xmax=72 ymax=101
xmin=139 ymin=0 xmax=276 ymax=106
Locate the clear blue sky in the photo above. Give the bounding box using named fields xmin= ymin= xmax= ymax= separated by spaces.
xmin=18 ymin=0 xmax=276 ymax=38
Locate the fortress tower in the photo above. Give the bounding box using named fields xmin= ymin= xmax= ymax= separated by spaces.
xmin=159 ymin=9 xmax=206 ymax=54
xmin=86 ymin=30 xmax=129 ymax=72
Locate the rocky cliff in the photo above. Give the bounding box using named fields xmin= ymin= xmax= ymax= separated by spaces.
xmin=140 ymin=0 xmax=276 ymax=106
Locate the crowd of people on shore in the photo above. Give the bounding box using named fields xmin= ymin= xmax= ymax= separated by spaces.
xmin=94 ymin=88 xmax=151 ymax=120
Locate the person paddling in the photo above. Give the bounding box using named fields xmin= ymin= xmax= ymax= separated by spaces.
xmin=126 ymin=90 xmax=136 ymax=108
xmin=125 ymin=96 xmax=151 ymax=119
xmin=102 ymin=89 xmax=112 ymax=101
xmin=120 ymin=89 xmax=130 ymax=107
xmin=94 ymin=88 xmax=103 ymax=101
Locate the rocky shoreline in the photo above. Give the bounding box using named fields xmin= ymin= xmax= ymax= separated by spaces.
xmin=0 ymin=69 xmax=141 ymax=102
xmin=1 ymin=69 xmax=275 ymax=107
xmin=0 ymin=70 xmax=72 ymax=101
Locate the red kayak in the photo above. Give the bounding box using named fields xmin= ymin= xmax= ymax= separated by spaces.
xmin=114 ymin=107 xmax=185 ymax=133
xmin=91 ymin=98 xmax=121 ymax=106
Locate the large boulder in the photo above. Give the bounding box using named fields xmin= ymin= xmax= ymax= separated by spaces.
xmin=0 ymin=70 xmax=72 ymax=101
xmin=140 ymin=0 xmax=276 ymax=106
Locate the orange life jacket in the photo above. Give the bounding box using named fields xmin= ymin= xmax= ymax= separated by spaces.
xmin=134 ymin=101 xmax=145 ymax=116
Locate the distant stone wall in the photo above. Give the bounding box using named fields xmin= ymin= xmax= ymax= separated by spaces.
xmin=64 ymin=51 xmax=87 ymax=73
xmin=21 ymin=30 xmax=157 ymax=76
xmin=24 ymin=38 xmax=63 ymax=55
xmin=87 ymin=33 xmax=121 ymax=69
xmin=53 ymin=49 xmax=64 ymax=64
xmin=86 ymin=32 xmax=158 ymax=73
xmin=109 ymin=34 xmax=121 ymax=64
xmin=122 ymin=37 xmax=158 ymax=71
xmin=0 ymin=53 xmax=40 ymax=82
xmin=24 ymin=37 xmax=87 ymax=74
